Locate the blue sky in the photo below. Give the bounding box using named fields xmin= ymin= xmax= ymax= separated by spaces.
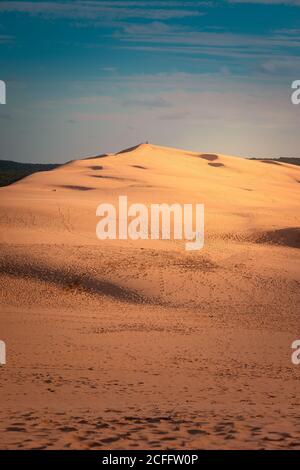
xmin=0 ymin=0 xmax=300 ymax=162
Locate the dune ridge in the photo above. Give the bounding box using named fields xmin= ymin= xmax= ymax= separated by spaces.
xmin=0 ymin=143 xmax=299 ymax=449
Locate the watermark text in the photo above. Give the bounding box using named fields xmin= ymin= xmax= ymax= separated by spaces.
xmin=291 ymin=80 xmax=300 ymax=105
xmin=291 ymin=340 xmax=300 ymax=365
xmin=0 ymin=341 xmax=6 ymax=365
xmin=0 ymin=80 xmax=6 ymax=104
xmin=96 ymin=196 xmax=204 ymax=251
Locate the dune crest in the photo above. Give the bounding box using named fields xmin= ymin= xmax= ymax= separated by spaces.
xmin=0 ymin=143 xmax=299 ymax=450
xmin=0 ymin=143 xmax=299 ymax=247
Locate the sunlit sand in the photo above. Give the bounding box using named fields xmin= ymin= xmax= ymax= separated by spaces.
xmin=0 ymin=143 xmax=299 ymax=449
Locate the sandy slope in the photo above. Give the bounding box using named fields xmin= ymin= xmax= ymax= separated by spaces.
xmin=0 ymin=143 xmax=299 ymax=449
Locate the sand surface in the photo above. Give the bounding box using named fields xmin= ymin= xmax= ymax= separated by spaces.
xmin=0 ymin=143 xmax=299 ymax=449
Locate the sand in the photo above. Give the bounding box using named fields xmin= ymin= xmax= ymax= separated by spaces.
xmin=0 ymin=143 xmax=299 ymax=449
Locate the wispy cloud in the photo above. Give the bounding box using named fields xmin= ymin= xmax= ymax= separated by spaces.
xmin=159 ymin=111 xmax=190 ymax=120
xmin=100 ymin=66 xmax=118 ymax=72
xmin=0 ymin=1 xmax=206 ymax=19
xmin=1 ymin=0 xmax=300 ymax=161
xmin=0 ymin=113 xmax=12 ymax=120
xmin=229 ymin=0 xmax=300 ymax=5
xmin=112 ymin=21 xmax=300 ymax=74
xmin=122 ymin=96 xmax=171 ymax=109
xmin=257 ymin=57 xmax=300 ymax=73
xmin=62 ymin=80 xmax=300 ymax=157
xmin=0 ymin=34 xmax=14 ymax=44
xmin=116 ymin=24 xmax=300 ymax=50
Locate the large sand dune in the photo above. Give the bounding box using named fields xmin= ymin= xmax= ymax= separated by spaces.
xmin=0 ymin=143 xmax=299 ymax=449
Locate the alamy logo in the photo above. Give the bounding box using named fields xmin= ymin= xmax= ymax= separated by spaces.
xmin=96 ymin=196 xmax=204 ymax=250
xmin=0 ymin=80 xmax=6 ymax=104
xmin=291 ymin=340 xmax=300 ymax=365
xmin=0 ymin=341 xmax=6 ymax=365
xmin=291 ymin=80 xmax=300 ymax=105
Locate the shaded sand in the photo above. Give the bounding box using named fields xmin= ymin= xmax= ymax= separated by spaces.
xmin=0 ymin=143 xmax=299 ymax=449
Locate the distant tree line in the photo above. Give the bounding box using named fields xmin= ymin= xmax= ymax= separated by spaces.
xmin=250 ymin=157 xmax=300 ymax=167
xmin=0 ymin=160 xmax=60 ymax=187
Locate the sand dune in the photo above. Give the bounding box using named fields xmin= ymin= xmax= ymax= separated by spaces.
xmin=0 ymin=143 xmax=299 ymax=449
